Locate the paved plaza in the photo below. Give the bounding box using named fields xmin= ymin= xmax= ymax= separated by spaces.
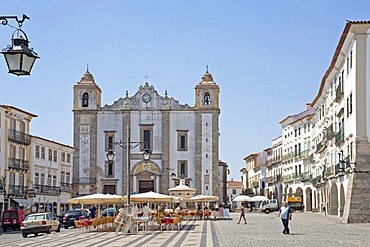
xmin=1 ymin=212 xmax=369 ymax=246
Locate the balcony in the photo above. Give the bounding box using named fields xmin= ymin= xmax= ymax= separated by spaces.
xmin=312 ymin=175 xmax=322 ymax=186
xmin=325 ymin=166 xmax=334 ymax=178
xmin=34 ymin=184 xmax=61 ymax=195
xmin=335 ymin=83 xmax=344 ymax=102
xmin=8 ymin=157 xmax=29 ymax=171
xmin=8 ymin=129 xmax=31 ymax=145
xmin=60 ymin=182 xmax=73 ymax=192
xmin=252 ymin=181 xmax=259 ymax=188
xmin=282 ymin=174 xmax=293 ymax=183
xmin=316 ymin=140 xmax=326 ymax=153
xmin=7 ymin=185 xmax=28 ymax=197
xmin=335 ymin=129 xmax=344 ymax=146
xmin=282 ymin=152 xmax=294 ymax=162
xmin=266 ymin=176 xmax=274 ymax=184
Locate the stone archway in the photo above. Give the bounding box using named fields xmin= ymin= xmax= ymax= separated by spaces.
xmin=339 ymin=184 xmax=345 ymax=217
xmin=288 ymin=187 xmax=293 ymax=196
xmin=329 ymin=183 xmax=339 ymax=215
xmin=305 ymin=187 xmax=312 ymax=211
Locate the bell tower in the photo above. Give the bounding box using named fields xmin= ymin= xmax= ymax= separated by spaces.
xmin=73 ymin=69 xmax=102 ymax=195
xmin=194 ymin=67 xmax=221 ymax=197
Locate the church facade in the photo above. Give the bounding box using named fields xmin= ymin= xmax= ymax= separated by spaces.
xmin=72 ymin=69 xmax=222 ymax=200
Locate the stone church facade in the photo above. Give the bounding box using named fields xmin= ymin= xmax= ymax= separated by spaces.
xmin=72 ymin=69 xmax=222 ymax=200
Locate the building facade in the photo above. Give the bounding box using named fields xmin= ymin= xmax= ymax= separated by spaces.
xmin=73 ymin=69 xmax=224 ymax=202
xmin=29 ymin=136 xmax=75 ymax=215
xmin=0 ymin=105 xmax=37 ymax=215
xmin=242 ymin=21 xmax=370 ymax=223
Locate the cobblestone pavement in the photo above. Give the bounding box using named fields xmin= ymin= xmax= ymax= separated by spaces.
xmin=1 ymin=212 xmax=369 ymax=246
xmin=214 ymin=212 xmax=370 ymax=247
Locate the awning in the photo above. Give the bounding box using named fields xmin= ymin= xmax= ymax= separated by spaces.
xmin=12 ymin=198 xmax=31 ymax=206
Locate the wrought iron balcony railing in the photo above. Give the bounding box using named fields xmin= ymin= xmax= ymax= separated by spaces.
xmin=60 ymin=182 xmax=73 ymax=192
xmin=8 ymin=157 xmax=29 ymax=171
xmin=7 ymin=185 xmax=28 ymax=197
xmin=33 ymin=184 xmax=61 ymax=195
xmin=335 ymin=129 xmax=345 ymax=145
xmin=8 ymin=129 xmax=31 ymax=145
xmin=335 ymin=83 xmax=344 ymax=102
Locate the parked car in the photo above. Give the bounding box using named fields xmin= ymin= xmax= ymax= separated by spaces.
xmin=1 ymin=209 xmax=26 ymax=232
xmin=20 ymin=212 xmax=60 ymax=238
xmin=62 ymin=210 xmax=89 ymax=229
xmin=259 ymin=199 xmax=279 ymax=214
xmin=102 ymin=207 xmax=117 ymax=217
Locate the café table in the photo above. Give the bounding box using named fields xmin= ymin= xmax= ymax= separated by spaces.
xmin=161 ymin=217 xmax=174 ymax=230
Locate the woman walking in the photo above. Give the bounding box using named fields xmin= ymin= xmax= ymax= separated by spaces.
xmin=237 ymin=205 xmax=247 ymax=224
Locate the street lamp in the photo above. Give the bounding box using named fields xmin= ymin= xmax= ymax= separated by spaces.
xmin=106 ymin=127 xmax=151 ymax=205
xmin=338 ymin=150 xmax=355 ymax=176
xmin=1 ymin=14 xmax=39 ymax=76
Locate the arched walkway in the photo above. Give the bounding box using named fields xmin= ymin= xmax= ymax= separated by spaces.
xmin=329 ymin=183 xmax=338 ymax=215
xmin=305 ymin=187 xmax=312 ymax=211
xmin=339 ymin=184 xmax=345 ymax=217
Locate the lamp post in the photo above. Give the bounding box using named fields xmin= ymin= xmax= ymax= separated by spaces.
xmin=106 ymin=126 xmax=151 ymax=205
xmin=0 ymin=14 xmax=39 ymax=75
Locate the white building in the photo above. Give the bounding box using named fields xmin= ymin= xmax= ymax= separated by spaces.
xmin=0 ymin=105 xmax=37 ymax=214
xmin=227 ymin=180 xmax=243 ymax=209
xmin=245 ymin=20 xmax=370 ymax=223
xmin=29 ymin=136 xmax=75 ymax=215
xmin=72 ymin=69 xmax=224 ymax=202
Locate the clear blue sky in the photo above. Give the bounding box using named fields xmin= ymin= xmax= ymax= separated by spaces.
xmin=1 ymin=1 xmax=370 ymax=181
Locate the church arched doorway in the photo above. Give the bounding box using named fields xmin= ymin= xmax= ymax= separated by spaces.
xmin=329 ymin=183 xmax=339 ymax=215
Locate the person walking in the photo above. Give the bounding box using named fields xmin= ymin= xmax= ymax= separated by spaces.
xmin=237 ymin=205 xmax=247 ymax=224
xmin=277 ymin=201 xmax=292 ymax=234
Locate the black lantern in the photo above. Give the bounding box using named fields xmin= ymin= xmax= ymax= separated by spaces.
xmin=2 ymin=28 xmax=39 ymax=76
xmin=106 ymin=149 xmax=115 ymax=163
xmin=143 ymin=148 xmax=151 ymax=162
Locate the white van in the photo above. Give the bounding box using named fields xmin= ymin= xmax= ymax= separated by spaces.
xmin=259 ymin=199 xmax=279 ymax=214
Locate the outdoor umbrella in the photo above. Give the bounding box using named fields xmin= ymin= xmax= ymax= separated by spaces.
xmin=68 ymin=193 xmax=124 ymax=204
xmin=130 ymin=191 xmax=174 ymax=203
xmin=249 ymin=195 xmax=269 ymax=202
xmin=232 ymin=195 xmax=251 ymax=202
xmin=188 ymin=195 xmax=219 ymax=202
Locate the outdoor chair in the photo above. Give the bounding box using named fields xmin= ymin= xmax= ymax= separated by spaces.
xmin=171 ymin=217 xmax=181 ymax=230
xmin=156 ymin=217 xmax=164 ymax=231
xmin=74 ymin=220 xmax=85 ymax=233
xmin=91 ymin=218 xmax=99 ymax=231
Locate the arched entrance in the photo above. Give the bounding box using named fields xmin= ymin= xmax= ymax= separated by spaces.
xmin=305 ymin=187 xmax=312 ymax=211
xmin=329 ymin=183 xmax=338 ymax=215
xmin=132 ymin=161 xmax=160 ymax=193
xmin=339 ymin=184 xmax=345 ymax=217
xmin=288 ymin=187 xmax=293 ymax=196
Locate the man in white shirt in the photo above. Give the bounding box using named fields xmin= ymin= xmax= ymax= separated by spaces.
xmin=277 ymin=201 xmax=292 ymax=234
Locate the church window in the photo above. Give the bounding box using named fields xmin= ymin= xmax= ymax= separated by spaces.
xmin=177 ymin=130 xmax=188 ymax=151
xmin=140 ymin=125 xmax=153 ymax=151
xmin=177 ymin=160 xmax=188 ymax=177
xmin=106 ymin=161 xmax=114 ymax=177
xmin=105 ymin=132 xmax=115 ymax=151
xmin=82 ymin=92 xmax=89 ymax=107
xmin=204 ymin=92 xmax=211 ymax=105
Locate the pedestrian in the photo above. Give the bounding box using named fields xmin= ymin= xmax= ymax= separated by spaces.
xmin=277 ymin=201 xmax=292 ymax=234
xmin=90 ymin=205 xmax=97 ymax=219
xmin=237 ymin=205 xmax=247 ymax=224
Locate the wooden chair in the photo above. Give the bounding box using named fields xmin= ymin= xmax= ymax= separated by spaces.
xmin=74 ymin=220 xmax=84 ymax=233
xmin=172 ymin=217 xmax=181 ymax=230
xmin=91 ymin=218 xmax=99 ymax=231
xmin=156 ymin=217 xmax=164 ymax=231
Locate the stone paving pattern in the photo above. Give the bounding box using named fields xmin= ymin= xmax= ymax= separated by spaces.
xmin=2 ymin=212 xmax=370 ymax=246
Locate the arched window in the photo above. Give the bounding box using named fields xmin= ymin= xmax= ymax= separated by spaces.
xmin=204 ymin=92 xmax=211 ymax=105
xmin=82 ymin=93 xmax=89 ymax=107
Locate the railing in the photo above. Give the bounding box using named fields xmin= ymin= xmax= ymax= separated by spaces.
xmin=312 ymin=175 xmax=322 ymax=186
xmin=266 ymin=174 xmax=282 ymax=184
xmin=325 ymin=166 xmax=334 ymax=177
xmin=335 ymin=129 xmax=344 ymax=145
xmin=8 ymin=129 xmax=31 ymax=145
xmin=282 ymin=152 xmax=294 ymax=162
xmin=8 ymin=157 xmax=29 ymax=171
xmin=316 ymin=141 xmax=325 ymax=153
xmin=34 ymin=184 xmax=61 ymax=195
xmin=335 ymin=83 xmax=344 ymax=102
xmin=60 ymin=182 xmax=73 ymax=192
xmin=7 ymin=185 xmax=28 ymax=196
xmin=282 ymin=174 xmax=293 ymax=183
